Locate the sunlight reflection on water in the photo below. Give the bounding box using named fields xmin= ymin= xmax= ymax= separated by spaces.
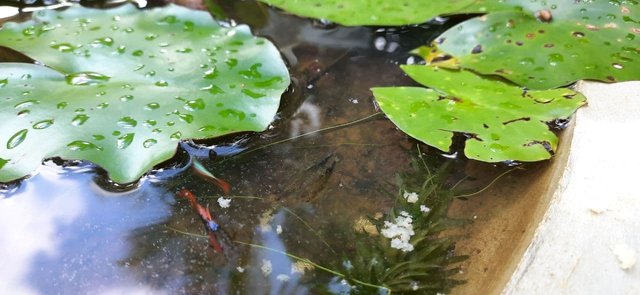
xmin=0 ymin=166 xmax=173 ymax=295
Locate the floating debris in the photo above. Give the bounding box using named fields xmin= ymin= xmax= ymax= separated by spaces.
xmin=612 ymin=243 xmax=637 ymax=270
xmin=261 ymin=259 xmax=273 ymax=276
xmin=276 ymin=274 xmax=290 ymax=282
xmin=217 ymin=196 xmax=231 ymax=208
xmin=403 ymin=191 xmax=419 ymax=203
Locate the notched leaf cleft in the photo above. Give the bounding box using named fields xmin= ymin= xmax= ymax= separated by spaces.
xmin=373 ymin=65 xmax=586 ymax=162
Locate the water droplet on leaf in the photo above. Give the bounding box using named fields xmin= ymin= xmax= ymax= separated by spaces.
xmin=67 ymin=140 xmax=102 ymax=151
xmin=91 ymin=37 xmax=114 ymax=47
xmin=66 ymin=72 xmax=111 ymax=86
xmin=50 ymin=43 xmax=76 ymax=52
xmin=117 ymin=116 xmax=138 ymax=128
xmin=242 ymin=89 xmax=265 ymax=99
xmin=72 ymin=114 xmax=90 ymax=126
xmin=184 ymin=99 xmax=206 ymax=111
xmin=170 ymin=131 xmax=182 ymax=140
xmin=143 ymin=139 xmax=157 ymax=148
xmin=120 ymin=95 xmax=134 ymax=102
xmin=145 ymin=103 xmax=160 ymax=110
xmin=116 ymin=133 xmax=134 ymax=149
xmin=7 ymin=129 xmax=28 ymax=149
xmin=33 ymin=119 xmax=54 ymax=129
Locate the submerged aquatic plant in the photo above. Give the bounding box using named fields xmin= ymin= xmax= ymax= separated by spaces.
xmin=0 ymin=4 xmax=290 ymax=183
xmin=167 ymin=145 xmax=466 ymax=294
xmin=340 ymin=153 xmax=466 ymax=294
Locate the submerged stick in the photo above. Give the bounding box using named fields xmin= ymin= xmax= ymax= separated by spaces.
xmin=234 ymin=240 xmax=392 ymax=294
xmin=224 ymin=112 xmax=384 ymax=161
xmin=453 ymin=167 xmax=519 ymax=199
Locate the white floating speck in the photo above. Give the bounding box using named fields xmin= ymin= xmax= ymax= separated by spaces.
xmin=403 ymin=191 xmax=419 ymax=203
xmin=410 ymin=281 xmax=419 ymax=291
xmin=217 ymin=197 xmax=231 ymax=208
xmin=276 ymin=274 xmax=290 ymax=282
xmin=276 ymin=225 xmax=283 ymax=235
xmin=588 ymin=200 xmax=608 ymax=214
xmin=420 ymin=205 xmax=431 ymax=213
xmin=236 ymin=266 xmax=245 ymax=273
xmin=612 ymin=244 xmax=636 ymax=270
xmin=261 ymin=259 xmax=272 ymax=277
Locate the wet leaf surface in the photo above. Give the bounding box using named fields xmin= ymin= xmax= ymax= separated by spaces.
xmin=0 ymin=4 xmax=289 ymax=183
xmin=259 ymin=0 xmax=484 ymax=26
xmin=373 ymin=66 xmax=586 ymax=162
xmin=433 ymin=0 xmax=640 ymax=89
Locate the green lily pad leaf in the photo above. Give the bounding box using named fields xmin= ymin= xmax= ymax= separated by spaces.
xmin=433 ymin=0 xmax=640 ymax=89
xmin=0 ymin=4 xmax=290 ymax=183
xmin=373 ymin=66 xmax=586 ymax=162
xmin=258 ymin=0 xmax=485 ymax=26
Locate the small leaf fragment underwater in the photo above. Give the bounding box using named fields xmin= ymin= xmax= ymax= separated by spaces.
xmin=373 ymin=66 xmax=586 ymax=162
xmin=0 ymin=4 xmax=290 ymax=183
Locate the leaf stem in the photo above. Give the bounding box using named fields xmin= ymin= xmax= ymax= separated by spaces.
xmin=233 ymin=240 xmax=392 ymax=294
xmin=453 ymin=167 xmax=519 ymax=198
xmin=227 ymin=112 xmax=383 ymax=160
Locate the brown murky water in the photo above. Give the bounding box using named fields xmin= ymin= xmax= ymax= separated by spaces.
xmin=0 ymin=1 xmax=568 ymax=294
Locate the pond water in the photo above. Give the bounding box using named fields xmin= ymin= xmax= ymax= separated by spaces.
xmin=0 ymin=1 xmax=541 ymax=294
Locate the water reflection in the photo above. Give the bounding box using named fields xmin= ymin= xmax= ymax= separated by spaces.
xmin=290 ymin=102 xmax=322 ymax=137
xmin=246 ymin=211 xmax=308 ymax=295
xmin=0 ymin=166 xmax=174 ymax=295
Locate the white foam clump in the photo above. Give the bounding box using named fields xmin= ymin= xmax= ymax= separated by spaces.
xmin=217 ymin=197 xmax=231 ymax=208
xmin=381 ymin=211 xmax=415 ymax=252
xmin=403 ymin=191 xmax=419 ymax=203
xmin=261 ymin=259 xmax=272 ymax=276
xmin=276 ymin=274 xmax=290 ymax=282
xmin=420 ymin=205 xmax=431 ymax=213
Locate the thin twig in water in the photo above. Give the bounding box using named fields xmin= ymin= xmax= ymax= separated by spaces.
xmin=282 ymin=207 xmax=337 ymax=255
xmin=453 ymin=167 xmax=519 ymax=198
xmin=416 ymin=145 xmax=432 ymax=185
xmin=164 ymin=225 xmax=207 ymax=238
xmin=293 ymin=142 xmax=389 ymax=149
xmin=233 ymin=241 xmax=392 ymax=294
xmin=189 ymin=196 xmax=337 ymax=255
xmin=200 ymin=195 xmax=264 ymax=201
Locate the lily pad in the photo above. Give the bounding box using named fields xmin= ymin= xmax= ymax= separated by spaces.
xmin=372 ymin=66 xmax=586 ymax=162
xmin=432 ymin=0 xmax=640 ymax=89
xmin=0 ymin=4 xmax=290 ymax=183
xmin=259 ymin=0 xmax=483 ymax=26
